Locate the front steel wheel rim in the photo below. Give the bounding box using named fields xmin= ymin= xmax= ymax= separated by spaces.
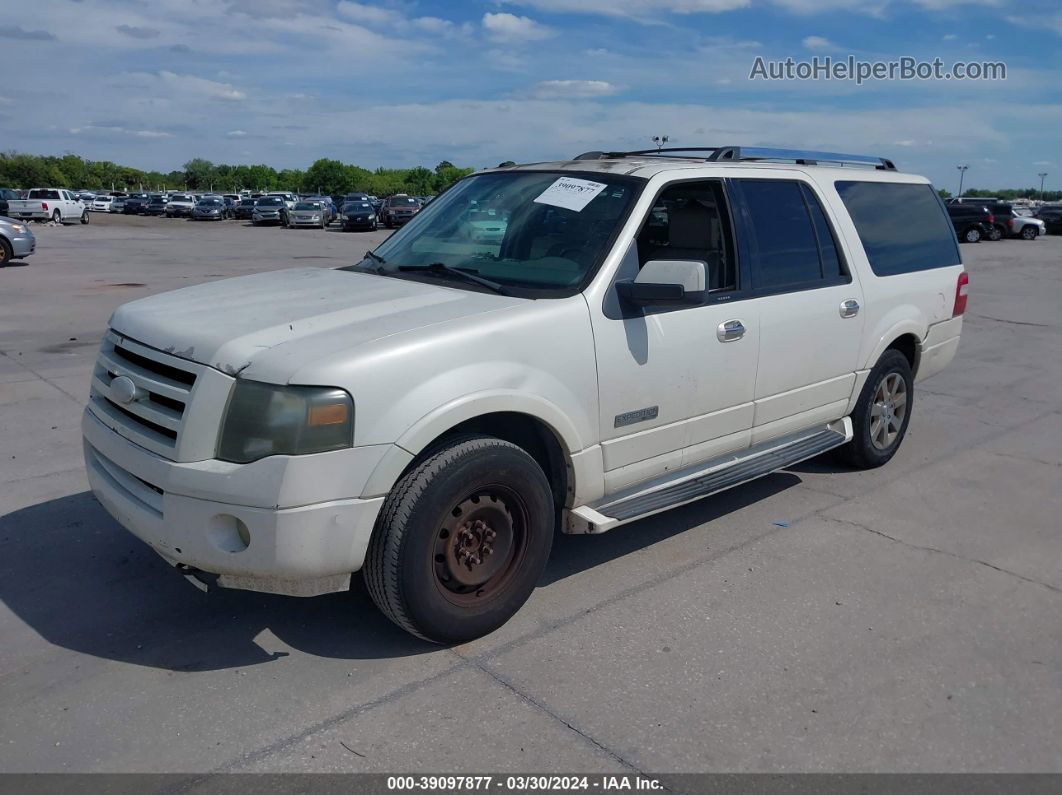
xmin=870 ymin=372 xmax=908 ymax=450
xmin=432 ymin=486 xmax=528 ymax=607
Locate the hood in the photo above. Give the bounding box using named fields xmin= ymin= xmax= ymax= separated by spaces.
xmin=108 ymin=267 xmax=521 ymax=380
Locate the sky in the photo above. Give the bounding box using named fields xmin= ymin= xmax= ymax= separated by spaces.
xmin=2 ymin=0 xmax=1060 ymax=191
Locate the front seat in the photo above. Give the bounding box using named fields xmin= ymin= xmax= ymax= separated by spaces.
xmin=648 ymin=202 xmax=722 ymax=289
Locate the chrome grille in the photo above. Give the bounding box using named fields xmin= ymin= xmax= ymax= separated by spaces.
xmin=88 ymin=331 xmax=203 ymax=460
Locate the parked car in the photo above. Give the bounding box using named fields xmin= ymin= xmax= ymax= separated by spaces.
xmin=985 ymin=203 xmax=1045 ymax=240
xmin=123 ymin=194 xmax=151 ymax=214
xmin=251 ymin=195 xmax=288 ymax=225
xmin=266 ymin=192 xmax=297 ymax=210
xmin=144 ymin=195 xmax=170 ymax=216
xmin=286 ymin=200 xmax=329 ymax=229
xmin=340 ymin=198 xmax=378 ymax=231
xmin=0 ymin=216 xmax=36 ymax=265
xmin=191 ymin=197 xmax=228 ymax=221
xmin=234 ymin=198 xmax=258 ymax=220
xmin=165 ymin=194 xmax=196 ymax=218
xmin=0 ymin=188 xmax=20 ymax=217
xmin=91 ymin=195 xmax=115 ymax=213
xmin=379 ymin=194 xmax=420 ymax=228
xmin=82 ymin=145 xmax=966 ymax=643
xmin=109 ymin=196 xmax=128 ymax=213
xmin=1033 ymin=206 xmax=1062 ymax=235
xmin=946 ymin=203 xmax=992 ymax=243
xmin=7 ymin=188 xmax=88 ymax=224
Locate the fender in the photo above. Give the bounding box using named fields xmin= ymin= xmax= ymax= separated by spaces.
xmin=360 ymin=390 xmax=586 ymax=498
xmin=860 ymin=313 xmax=925 ymax=372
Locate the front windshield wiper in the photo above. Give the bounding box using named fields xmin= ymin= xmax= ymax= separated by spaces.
xmin=397 ymin=263 xmax=510 ymax=296
xmin=358 ymin=250 xmax=387 ymax=274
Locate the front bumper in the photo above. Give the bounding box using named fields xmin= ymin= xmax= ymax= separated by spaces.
xmin=82 ymin=409 xmax=386 ymax=596
xmin=5 ymin=229 xmax=36 ymax=257
xmin=288 ymin=217 xmax=322 ymax=226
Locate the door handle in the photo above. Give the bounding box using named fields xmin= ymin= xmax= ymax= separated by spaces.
xmin=839 ymin=299 xmax=860 ymax=318
xmin=717 ymin=319 xmax=746 ymax=342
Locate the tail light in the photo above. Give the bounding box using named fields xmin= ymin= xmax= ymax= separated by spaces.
xmin=953 ymin=272 xmax=969 ymax=317
xmin=41 ymin=202 xmax=49 ymax=211
xmin=987 ymin=214 xmax=995 ymax=225
xmin=1007 ymin=218 xmax=1013 ymax=230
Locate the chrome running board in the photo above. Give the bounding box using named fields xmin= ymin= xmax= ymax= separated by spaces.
xmin=567 ymin=418 xmax=851 ymax=534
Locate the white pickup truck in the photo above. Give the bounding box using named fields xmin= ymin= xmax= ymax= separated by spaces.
xmin=7 ymin=188 xmax=88 ymax=224
xmin=83 ymin=145 xmax=966 ymax=643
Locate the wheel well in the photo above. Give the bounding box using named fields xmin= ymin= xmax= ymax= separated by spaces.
xmin=887 ymin=334 xmax=920 ymax=377
xmin=412 ymin=412 xmax=571 ymax=510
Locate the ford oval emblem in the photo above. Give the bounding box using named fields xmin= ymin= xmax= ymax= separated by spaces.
xmin=110 ymin=375 xmax=139 ymax=405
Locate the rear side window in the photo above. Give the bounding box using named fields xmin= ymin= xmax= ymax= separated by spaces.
xmin=734 ymin=179 xmax=846 ymax=290
xmin=835 ymin=181 xmax=960 ymax=275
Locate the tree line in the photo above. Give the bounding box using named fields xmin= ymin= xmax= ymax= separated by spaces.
xmin=0 ymin=152 xmax=475 ymax=196
xmin=937 ymin=186 xmax=1061 ymax=201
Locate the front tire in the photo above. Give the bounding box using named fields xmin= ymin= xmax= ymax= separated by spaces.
xmin=364 ymin=436 xmax=555 ymax=644
xmin=839 ymin=350 xmax=914 ymax=469
xmin=80 ymin=211 xmax=90 ymax=225
xmin=0 ymin=238 xmax=12 ymax=265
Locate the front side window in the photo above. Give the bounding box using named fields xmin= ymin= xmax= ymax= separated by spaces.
xmin=635 ymin=180 xmax=736 ymax=292
xmin=342 ymin=170 xmax=641 ymax=297
xmin=735 ymin=180 xmax=826 ymax=290
xmin=835 ymin=181 xmax=960 ymax=276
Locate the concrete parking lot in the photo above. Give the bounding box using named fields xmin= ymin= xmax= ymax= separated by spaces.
xmin=1 ymin=214 xmax=1059 ymax=775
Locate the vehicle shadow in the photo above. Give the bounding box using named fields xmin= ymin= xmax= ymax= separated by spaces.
xmin=0 ymin=471 xmax=813 ymax=672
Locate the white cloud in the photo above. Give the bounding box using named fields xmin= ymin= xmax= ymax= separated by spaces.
xmin=157 ymin=70 xmax=246 ymax=101
xmin=335 ymin=1 xmax=403 ymax=26
xmin=482 ymin=12 xmax=555 ymax=43
xmin=498 ymin=0 xmax=749 ymax=16
xmin=942 ymin=33 xmax=958 ymax=40
xmin=531 ymin=80 xmax=623 ymax=98
xmin=227 ymin=130 xmax=248 ymax=137
xmin=71 ymin=124 xmax=172 ymax=138
xmin=802 ymin=35 xmax=834 ymax=50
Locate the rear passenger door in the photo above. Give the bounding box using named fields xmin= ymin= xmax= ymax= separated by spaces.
xmin=729 ymin=177 xmax=864 ymax=442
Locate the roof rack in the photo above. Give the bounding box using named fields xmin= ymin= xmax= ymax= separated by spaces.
xmin=573 ymin=146 xmax=896 ymax=170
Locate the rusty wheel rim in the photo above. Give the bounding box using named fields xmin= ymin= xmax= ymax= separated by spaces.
xmin=433 ymin=487 xmax=527 ymax=606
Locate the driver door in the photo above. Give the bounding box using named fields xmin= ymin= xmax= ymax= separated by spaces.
xmin=590 ymin=179 xmax=760 ymax=494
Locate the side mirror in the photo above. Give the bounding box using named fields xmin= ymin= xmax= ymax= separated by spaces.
xmin=616 ymin=259 xmax=707 ymax=307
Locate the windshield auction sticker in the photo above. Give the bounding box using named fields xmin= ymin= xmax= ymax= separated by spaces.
xmin=533 ymin=177 xmax=607 ymax=212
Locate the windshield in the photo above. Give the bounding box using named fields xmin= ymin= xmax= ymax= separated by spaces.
xmin=294 ymin=202 xmax=321 ymax=211
xmin=258 ymin=197 xmax=284 ymax=206
xmin=388 ymin=197 xmax=418 ymax=206
xmin=342 ymin=170 xmax=640 ymax=296
xmin=344 ymin=201 xmax=371 ymax=210
xmin=198 ymin=199 xmax=222 ymax=206
xmin=239 ymin=199 xmax=256 ymax=206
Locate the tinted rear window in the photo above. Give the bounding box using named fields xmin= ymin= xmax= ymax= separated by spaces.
xmin=835 ymin=181 xmax=960 ymax=276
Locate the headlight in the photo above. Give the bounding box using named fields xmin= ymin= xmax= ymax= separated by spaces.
xmin=11 ymin=223 xmax=27 ymax=233
xmin=217 ymin=381 xmax=353 ymax=463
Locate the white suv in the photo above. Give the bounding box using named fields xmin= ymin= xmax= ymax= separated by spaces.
xmin=82 ymin=146 xmax=966 ymax=642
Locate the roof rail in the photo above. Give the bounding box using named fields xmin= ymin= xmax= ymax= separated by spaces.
xmin=572 ymin=146 xmax=896 ymax=170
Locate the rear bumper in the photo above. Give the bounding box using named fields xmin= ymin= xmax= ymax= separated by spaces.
xmin=917 ymin=316 xmax=963 ymax=383
xmin=82 ymin=409 xmax=386 ymax=596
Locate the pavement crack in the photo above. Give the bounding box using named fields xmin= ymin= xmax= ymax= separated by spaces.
xmin=825 ymin=516 xmax=1061 ymax=595
xmin=965 ymin=312 xmax=1055 ymax=329
xmin=457 ymin=651 xmax=654 ymax=780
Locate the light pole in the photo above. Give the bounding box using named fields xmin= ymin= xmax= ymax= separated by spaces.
xmin=956 ymin=164 xmax=968 ymax=199
xmin=652 ymin=135 xmax=669 ymax=152
xmin=1038 ymin=172 xmax=1048 ymax=202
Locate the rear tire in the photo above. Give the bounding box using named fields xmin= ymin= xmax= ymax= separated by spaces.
xmin=964 ymin=226 xmax=981 ymax=243
xmin=839 ymin=349 xmax=914 ymax=470
xmin=364 ymin=435 xmax=554 ymax=644
xmin=1021 ymin=226 xmax=1037 ymax=240
xmin=987 ymin=225 xmax=1004 ymax=241
xmin=52 ymin=210 xmax=62 ymax=225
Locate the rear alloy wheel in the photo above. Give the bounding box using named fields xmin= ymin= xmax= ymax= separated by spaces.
xmin=964 ymin=227 xmax=982 ymax=243
xmin=52 ymin=210 xmax=62 ymax=225
xmin=364 ymin=435 xmax=554 ymax=643
xmin=839 ymin=349 xmax=914 ymax=469
xmin=987 ymin=225 xmax=1004 ymax=241
xmin=1021 ymin=226 xmax=1038 ymax=240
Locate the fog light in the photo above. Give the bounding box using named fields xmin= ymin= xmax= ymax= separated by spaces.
xmin=209 ymin=514 xmax=251 ymax=553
